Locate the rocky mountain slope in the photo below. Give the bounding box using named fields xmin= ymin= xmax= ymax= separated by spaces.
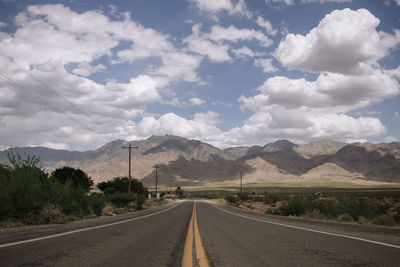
xmin=1 ymin=135 xmax=400 ymax=187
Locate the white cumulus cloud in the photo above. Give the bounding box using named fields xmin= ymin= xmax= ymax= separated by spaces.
xmin=256 ymin=16 xmax=277 ymax=36
xmin=208 ymin=25 xmax=273 ymax=47
xmin=136 ymin=113 xmax=221 ymax=141
xmin=384 ymin=136 xmax=399 ymax=142
xmin=232 ymin=8 xmax=400 ymax=147
xmin=232 ymin=46 xmax=258 ymax=58
xmin=301 ymin=0 xmax=352 ymax=3
xmin=193 ymin=0 xmax=252 ymax=18
xmin=183 ymin=24 xmax=231 ymax=62
xmin=194 ymin=111 xmax=221 ymax=124
xmin=72 ymin=62 xmax=106 ymax=77
xmin=190 ymin=97 xmax=206 ymax=106
xmin=254 ymin=58 xmax=278 ymax=73
xmin=274 ymin=8 xmax=400 ymax=75
xmin=265 ymin=0 xmax=294 ymax=6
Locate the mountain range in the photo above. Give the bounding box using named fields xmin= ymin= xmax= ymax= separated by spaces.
xmin=1 ymin=135 xmax=400 ymax=187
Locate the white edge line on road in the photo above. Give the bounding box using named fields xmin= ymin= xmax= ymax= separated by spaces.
xmin=211 ymin=203 xmax=400 ymax=249
xmin=0 ymin=202 xmax=183 ymax=248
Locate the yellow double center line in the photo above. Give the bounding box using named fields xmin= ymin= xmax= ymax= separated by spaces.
xmin=182 ymin=201 xmax=210 ymax=267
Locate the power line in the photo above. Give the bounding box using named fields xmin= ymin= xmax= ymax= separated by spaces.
xmin=0 ymin=73 xmax=42 ymax=103
xmin=0 ymin=50 xmax=114 ymax=142
xmin=0 ymin=50 xmax=98 ymax=122
xmin=0 ymin=72 xmax=102 ymax=135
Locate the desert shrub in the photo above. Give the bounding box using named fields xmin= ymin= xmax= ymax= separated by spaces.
xmin=109 ymin=192 xmax=135 ymax=208
xmin=239 ymin=192 xmax=249 ymax=201
xmin=268 ymin=194 xmax=396 ymax=225
xmin=263 ymin=192 xmax=280 ymax=204
xmin=135 ymin=194 xmax=146 ymax=211
xmin=393 ymin=207 xmax=400 ymax=223
xmin=276 ymin=195 xmax=314 ymax=216
xmin=0 ymin=153 xmax=111 ymax=224
xmin=314 ymin=198 xmax=337 ymax=218
xmin=358 ymin=216 xmax=370 ymax=225
xmin=372 ymin=214 xmax=396 ymax=226
xmin=0 ymin=165 xmax=12 ymax=219
xmin=97 ymin=177 xmax=147 ymax=195
xmin=175 ymin=186 xmax=184 ymax=198
xmin=336 ymin=197 xmax=378 ymax=220
xmin=304 ymin=209 xmax=325 ymax=219
xmin=1 ymin=154 xmax=50 ymax=221
xmin=103 ymin=187 xmax=116 ymax=196
xmin=335 ymin=213 xmax=354 ymax=222
xmin=51 ymin=166 xmax=93 ymax=192
xmin=56 ymin=183 xmax=90 ymax=216
xmin=89 ymin=193 xmax=106 ymax=216
xmin=27 ymin=208 xmax=66 ymax=225
xmin=225 ymin=195 xmax=238 ymax=205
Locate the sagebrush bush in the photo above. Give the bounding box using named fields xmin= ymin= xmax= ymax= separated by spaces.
xmin=0 ymin=155 xmax=49 ymax=221
xmin=277 ymin=195 xmax=314 ymax=216
xmin=336 ymin=197 xmax=377 ymax=220
xmin=135 ymin=194 xmax=146 ymax=211
xmin=27 ymin=208 xmax=66 ymax=225
xmin=0 ymin=153 xmax=151 ymax=226
xmin=109 ymin=192 xmax=135 ymax=208
xmin=271 ymin=195 xmax=391 ymax=224
xmin=0 ymin=153 xmax=97 ymax=222
xmin=103 ymin=187 xmax=116 ymax=196
xmin=51 ymin=166 xmax=93 ymax=192
xmin=97 ymin=177 xmax=147 ymax=195
xmin=263 ymin=193 xmax=280 ymax=204
xmin=89 ymin=193 xmax=106 ymax=216
xmin=225 ymin=195 xmax=238 ymax=205
xmin=57 ymin=183 xmax=90 ymax=216
xmin=372 ymin=214 xmax=396 ymax=226
xmin=335 ymin=213 xmax=354 ymax=222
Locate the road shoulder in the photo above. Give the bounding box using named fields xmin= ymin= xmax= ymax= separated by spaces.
xmin=208 ymin=200 xmax=400 ymax=247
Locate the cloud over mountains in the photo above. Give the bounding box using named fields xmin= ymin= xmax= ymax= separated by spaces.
xmin=0 ymin=2 xmax=399 ymax=151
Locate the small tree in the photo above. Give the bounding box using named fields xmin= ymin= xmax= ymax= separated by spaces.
xmin=175 ymin=186 xmax=184 ymax=198
xmin=89 ymin=193 xmax=106 ymax=216
xmin=2 ymin=153 xmax=49 ymax=221
xmin=51 ymin=166 xmax=93 ymax=192
xmin=97 ymin=177 xmax=147 ymax=194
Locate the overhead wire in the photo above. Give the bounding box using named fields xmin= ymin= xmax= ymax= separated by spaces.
xmin=0 ymin=49 xmax=114 ymax=143
xmin=0 ymin=73 xmax=101 ymax=135
xmin=0 ymin=50 xmax=100 ymax=121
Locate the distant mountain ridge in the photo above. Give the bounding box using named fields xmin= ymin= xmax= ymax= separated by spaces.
xmin=1 ymin=135 xmax=400 ymax=187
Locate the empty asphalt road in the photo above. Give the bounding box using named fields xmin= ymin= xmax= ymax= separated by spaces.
xmin=1 ymin=200 xmax=400 ymax=266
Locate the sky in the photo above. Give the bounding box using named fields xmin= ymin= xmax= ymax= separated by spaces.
xmin=0 ymin=0 xmax=399 ymax=151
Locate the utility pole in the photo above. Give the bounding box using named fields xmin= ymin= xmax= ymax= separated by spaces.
xmin=153 ymin=164 xmax=158 ymax=198
xmin=122 ymin=143 xmax=138 ymax=193
xmin=240 ymin=170 xmax=243 ymax=196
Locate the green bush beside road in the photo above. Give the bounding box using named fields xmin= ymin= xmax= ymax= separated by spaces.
xmin=0 ymin=153 xmax=149 ymax=227
xmin=223 ymin=189 xmax=399 ymax=227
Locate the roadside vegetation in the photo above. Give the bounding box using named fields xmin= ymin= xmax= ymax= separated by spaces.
xmin=0 ymin=153 xmax=154 ymax=228
xmin=223 ymin=190 xmax=400 ymax=227
xmin=97 ymin=176 xmax=148 ymax=213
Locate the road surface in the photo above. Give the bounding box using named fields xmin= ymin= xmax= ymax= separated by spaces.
xmin=1 ymin=200 xmax=399 ymax=266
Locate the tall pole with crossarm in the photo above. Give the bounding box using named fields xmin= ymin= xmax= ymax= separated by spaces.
xmin=153 ymin=164 xmax=158 ymax=197
xmin=122 ymin=143 xmax=138 ymax=193
xmin=240 ymin=170 xmax=243 ymax=196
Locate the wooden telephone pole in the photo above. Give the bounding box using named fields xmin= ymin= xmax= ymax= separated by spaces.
xmin=122 ymin=143 xmax=138 ymax=193
xmin=240 ymin=170 xmax=243 ymax=196
xmin=154 ymin=165 xmax=158 ymax=196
